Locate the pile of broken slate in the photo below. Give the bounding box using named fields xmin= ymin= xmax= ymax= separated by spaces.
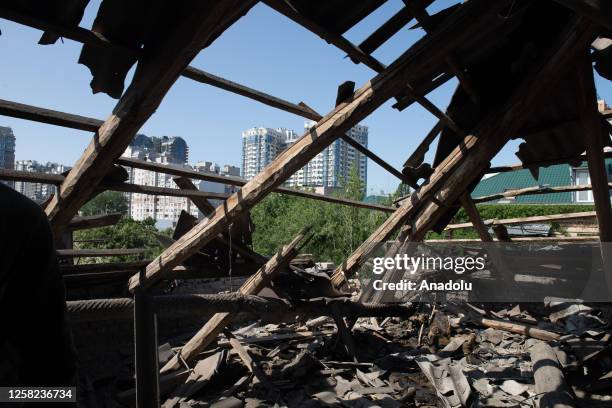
xmin=109 ymin=296 xmax=611 ymax=408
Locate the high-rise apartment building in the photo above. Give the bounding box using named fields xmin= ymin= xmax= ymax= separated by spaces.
xmin=0 ymin=127 xmax=16 ymax=187
xmin=241 ymin=123 xmax=368 ymax=192
xmin=14 ymin=160 xmax=70 ymax=202
xmin=129 ymin=134 xmax=188 ymax=164
xmin=122 ymin=140 xmax=238 ymax=225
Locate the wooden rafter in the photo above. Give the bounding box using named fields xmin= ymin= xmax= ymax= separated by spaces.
xmin=44 ymin=1 xmax=258 ymax=236
xmin=262 ymin=0 xmax=387 ymax=72
xmin=330 ymin=16 xmax=594 ymax=288
xmin=338 ymin=134 xmax=406 ymax=182
xmin=127 ymin=0 xmax=518 ymax=292
xmin=470 ymin=183 xmax=610 ymax=204
xmin=103 ymin=182 xmax=230 ymax=201
xmin=160 ymin=228 xmax=310 ymax=373
xmin=445 ymin=210 xmax=596 ymax=231
xmin=68 ymin=213 xmax=122 ymax=231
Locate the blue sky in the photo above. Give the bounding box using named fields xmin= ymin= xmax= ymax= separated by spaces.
xmin=0 ymin=0 xmax=610 ymax=195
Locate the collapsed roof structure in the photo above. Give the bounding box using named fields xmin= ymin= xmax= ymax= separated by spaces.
xmin=1 ymin=0 xmax=612 ymax=406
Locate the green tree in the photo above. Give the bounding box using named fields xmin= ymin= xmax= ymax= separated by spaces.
xmin=73 ymin=217 xmax=164 ymax=263
xmin=80 ymin=191 xmax=128 ymax=216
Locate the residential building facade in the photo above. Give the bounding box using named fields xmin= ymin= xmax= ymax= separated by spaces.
xmin=241 ymin=122 xmax=368 ymax=192
xmin=14 ymin=160 xmax=70 ymax=202
xmin=0 ymin=126 xmax=16 ymax=187
xmin=122 ymin=144 xmax=238 ymax=226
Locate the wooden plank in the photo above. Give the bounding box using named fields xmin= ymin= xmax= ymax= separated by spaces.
xmin=358 ymin=1 xmax=433 ymax=55
xmin=472 ymin=183 xmax=611 ymax=203
xmin=339 ymin=134 xmax=406 ymax=182
xmin=103 ymin=182 xmax=230 ymax=201
xmin=172 ymin=177 xmax=216 ymax=215
xmin=61 ymin=260 xmax=149 ymax=275
xmin=553 ymin=0 xmax=612 ymax=30
xmin=182 ymin=66 xmax=321 ymax=121
xmin=330 ymin=16 xmax=594 ymax=288
xmin=44 ymin=0 xmax=257 ymax=237
xmin=117 ymin=157 xmax=395 ymax=212
xmin=0 ymin=98 xmax=102 ymax=132
xmin=445 ymin=211 xmax=597 ymax=231
xmin=57 ymin=248 xmax=148 ymax=257
xmin=459 ymin=194 xmax=493 ymax=241
xmin=262 ymin=0 xmax=386 ymax=72
xmin=425 ymin=236 xmax=600 ymax=243
xmin=68 ymin=213 xmax=122 ymax=230
xmin=131 ymin=0 xmax=519 ymax=292
xmin=488 ymin=151 xmax=612 ymax=173
xmin=160 ymin=229 xmax=309 ymax=373
xmin=0 ymin=168 xmax=64 ymax=184
xmin=404 ymin=120 xmax=443 ymax=168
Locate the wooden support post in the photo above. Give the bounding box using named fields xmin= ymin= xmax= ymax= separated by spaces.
xmin=576 ymin=56 xmax=612 ymax=242
xmin=330 ymin=16 xmax=594 ymax=288
xmin=459 ymin=194 xmax=493 ymax=242
xmin=575 ymin=52 xmax=612 ymax=295
xmin=130 ymin=0 xmax=516 ymax=292
xmin=133 ymin=285 xmax=160 ymax=408
xmin=44 ymin=0 xmax=257 ymax=237
xmin=160 ymin=229 xmax=310 ymax=373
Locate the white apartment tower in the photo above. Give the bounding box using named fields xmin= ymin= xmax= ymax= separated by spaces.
xmin=241 ymin=123 xmax=368 ymax=192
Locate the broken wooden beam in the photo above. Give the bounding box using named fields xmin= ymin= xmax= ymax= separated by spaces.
xmin=160 ymin=228 xmax=310 ymax=372
xmin=339 ymin=134 xmax=406 ymax=182
xmin=130 ymin=0 xmax=517 ymax=292
xmin=445 ymin=211 xmax=597 ymax=231
xmin=471 ymin=183 xmax=610 ymax=204
xmin=57 ymin=248 xmax=149 ymax=257
xmin=117 ymin=157 xmax=395 ymax=213
xmin=358 ymin=0 xmax=434 ymax=55
xmin=0 ymin=168 xmax=64 ymax=184
xmin=66 ymin=293 xmax=416 ymax=324
xmin=61 ymin=260 xmax=149 ymax=275
xmin=44 ymin=0 xmax=257 ymax=236
xmin=330 ymin=16 xmax=594 ymax=288
xmin=425 ymin=236 xmax=599 ymax=243
xmin=182 ymin=66 xmax=322 ymax=121
xmin=530 ymin=341 xmax=577 ymax=408
xmin=459 ymin=194 xmax=493 ymax=242
xmin=68 ymin=213 xmax=123 ymax=231
xmin=262 ymin=0 xmax=386 ymax=72
xmin=0 ymin=98 xmax=103 ymax=132
xmin=102 ymin=182 xmax=230 ymax=201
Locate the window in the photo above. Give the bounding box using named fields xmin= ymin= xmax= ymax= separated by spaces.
xmin=574 ymin=169 xmax=592 ymax=203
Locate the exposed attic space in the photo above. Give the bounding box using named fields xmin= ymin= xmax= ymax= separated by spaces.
xmin=0 ymin=0 xmax=612 ymax=406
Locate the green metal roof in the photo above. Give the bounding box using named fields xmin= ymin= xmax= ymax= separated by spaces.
xmin=471 ymin=159 xmax=612 ymax=204
xmin=472 ymin=164 xmax=573 ymax=204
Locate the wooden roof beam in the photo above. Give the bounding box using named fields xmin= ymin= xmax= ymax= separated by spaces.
xmin=129 ymin=0 xmax=524 ymax=292
xmin=0 ymin=98 xmax=102 ymax=132
xmin=262 ymin=0 xmax=387 ymax=72
xmin=402 ymin=0 xmax=480 ymax=104
xmin=68 ymin=213 xmax=123 ymax=231
xmin=117 ymin=157 xmax=395 ymax=212
xmin=330 ymin=16 xmax=594 ymax=288
xmin=44 ymin=1 xmax=258 ymax=237
xmin=102 ymin=182 xmax=230 ymax=201
xmin=445 ymin=211 xmax=597 ymax=231
xmin=358 ymin=0 xmax=434 ymax=55
xmin=471 ymin=183 xmax=610 ymax=204
xmin=57 ymin=248 xmax=148 ymax=257
xmin=182 ymin=66 xmax=322 ymax=121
